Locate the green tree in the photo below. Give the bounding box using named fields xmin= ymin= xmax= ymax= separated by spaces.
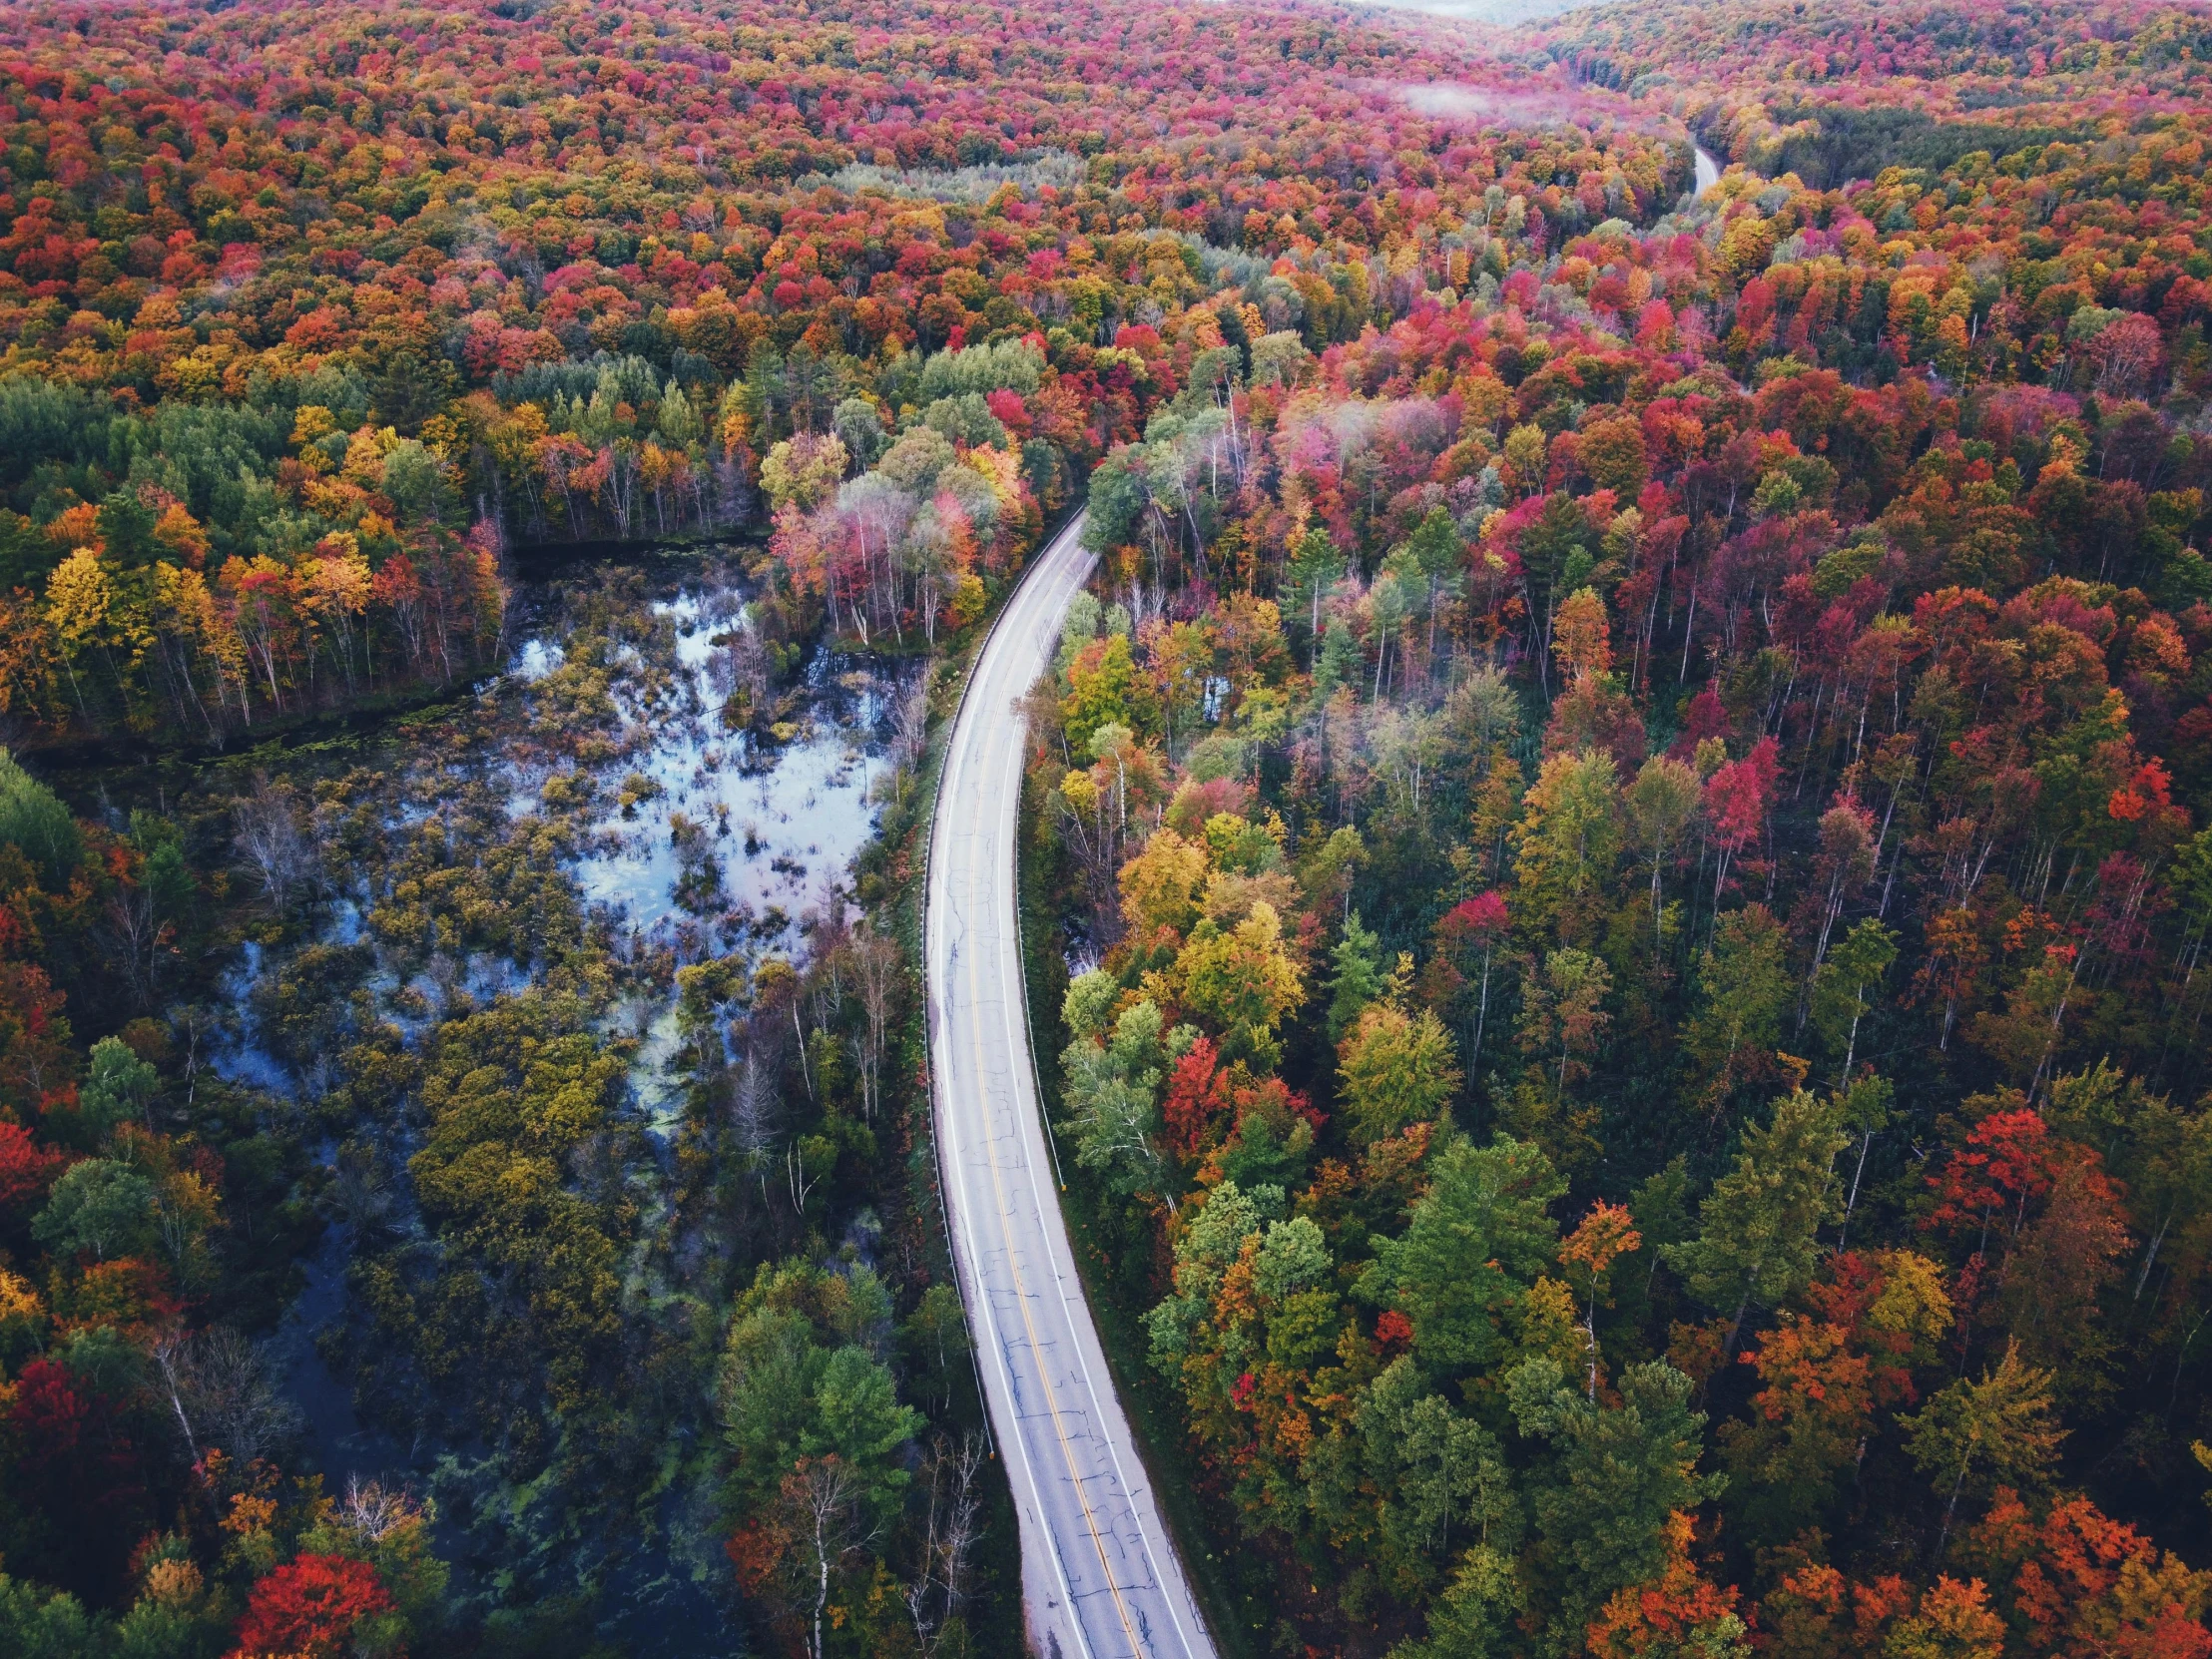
xmin=79 ymin=1037 xmax=158 ymax=1136
xmin=1062 ymin=967 xmax=1124 ymax=1042
xmin=1663 ymin=1089 xmax=1846 ymax=1352
xmin=1389 ymin=1545 xmax=1524 ymax=1659
xmin=0 ymin=749 xmax=83 ymax=886
xmin=1286 ymin=528 xmax=1347 ymax=662
xmin=379 ymin=440 xmax=445 ymax=525
xmin=1904 ymin=1340 xmax=2065 ymax=1560
xmin=1630 ymin=1156 xmax=1694 ymax=1296
xmin=1368 ymin=570 xmax=1415 ymax=698
xmin=1809 ymin=918 xmax=1898 ymax=1082
xmin=1403 ymin=504 xmax=1466 ymax=591
xmin=1314 ymin=616 xmax=1363 ymax=702
xmin=1296 ymin=824 xmax=1366 ymax=918
xmin=1148 ymin=1181 xmax=1274 ymax=1377
xmin=1516 ymin=947 xmax=1612 ymax=1100
xmin=1507 ymin=1356 xmax=1724 ymax=1652
xmin=1359 ymin=1356 xmax=1520 ymax=1599
xmin=900 ymin=1283 xmax=971 ymax=1413
xmin=130 ymin=811 xmax=196 ymax=929
xmin=830 ymin=396 xmax=886 ymax=465
xmin=720 ymin=1261 xmax=919 ymax=1526
xmin=33 ymin=1159 xmax=156 ymax=1262
xmin=1060 ymin=997 xmax=1178 ymax=1199
xmin=0 ymin=1575 xmax=102 ymax=1659
xmin=96 ymin=489 xmax=158 ymax=570
xmin=1517 ymin=491 xmax=1596 ymax=693
xmin=2044 ymin=1062 xmax=2212 ymax=1304
xmin=1626 ymin=756 xmax=1701 ymax=943
xmin=1397 ymin=506 xmax=1467 ymax=659
xmin=1257 ymin=1215 xmax=1337 ymax=1371
xmin=1367 ymin=1135 xmax=1565 ymax=1372
xmin=813 ymin=1347 xmax=921 ymax=1499
xmin=1682 ymin=905 xmax=1792 ymax=1118
xmin=0 ymin=510 xmax=62 ymax=592
xmin=368 ymin=345 xmax=459 ymax=435
xmin=113 ymin=1593 xmax=208 ymax=1659
xmin=1327 ymin=910 xmax=1387 ymax=1040
xmin=656 ymin=380 xmax=703 ymax=447
xmin=1834 ymin=1072 xmax=1895 ymax=1251
xmin=1080 ymin=444 xmax=1155 ymax=558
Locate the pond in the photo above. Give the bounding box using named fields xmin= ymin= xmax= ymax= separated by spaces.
xmin=67 ymin=548 xmax=914 ymax=1653
xmin=498 ymin=563 xmax=907 ymax=1132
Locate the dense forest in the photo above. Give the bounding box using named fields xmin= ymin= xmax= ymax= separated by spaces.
xmin=3 ymin=0 xmax=2212 ymax=1654
xmin=1015 ymin=0 xmax=2212 ymax=1655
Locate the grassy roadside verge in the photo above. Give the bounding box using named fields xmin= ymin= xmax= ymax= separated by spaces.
xmin=1013 ymin=760 xmax=1275 ymax=1659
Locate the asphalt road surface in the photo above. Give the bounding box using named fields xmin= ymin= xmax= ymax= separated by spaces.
xmin=925 ymin=510 xmax=1217 ymax=1659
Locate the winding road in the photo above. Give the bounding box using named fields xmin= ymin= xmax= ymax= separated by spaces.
xmin=1694 ymin=141 xmax=1722 ymax=195
xmin=925 ymin=510 xmax=1217 ymax=1659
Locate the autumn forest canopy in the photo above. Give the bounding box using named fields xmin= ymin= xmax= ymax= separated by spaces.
xmin=6 ymin=0 xmax=2212 ymax=1654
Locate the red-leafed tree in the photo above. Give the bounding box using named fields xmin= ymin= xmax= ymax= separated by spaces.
xmin=231 ymin=1554 xmax=398 ymax=1659
xmin=0 ymin=1118 xmax=64 ymax=1220
xmin=2 ymin=1357 xmax=148 ymax=1600
xmin=1702 ymin=736 xmax=1780 ymax=907
xmin=1161 ymin=1034 xmax=1227 ymax=1160
xmin=1926 ymin=1110 xmax=2064 ymax=1253
xmin=1959 ymin=1488 xmax=2212 ymax=1659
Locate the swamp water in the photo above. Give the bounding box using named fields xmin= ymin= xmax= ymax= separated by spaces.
xmin=84 ymin=551 xmax=913 ymax=1652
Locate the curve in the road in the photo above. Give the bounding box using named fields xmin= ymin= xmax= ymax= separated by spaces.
xmin=1694 ymin=141 xmax=1721 ymax=195
xmin=924 ymin=510 xmax=1217 ymax=1659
